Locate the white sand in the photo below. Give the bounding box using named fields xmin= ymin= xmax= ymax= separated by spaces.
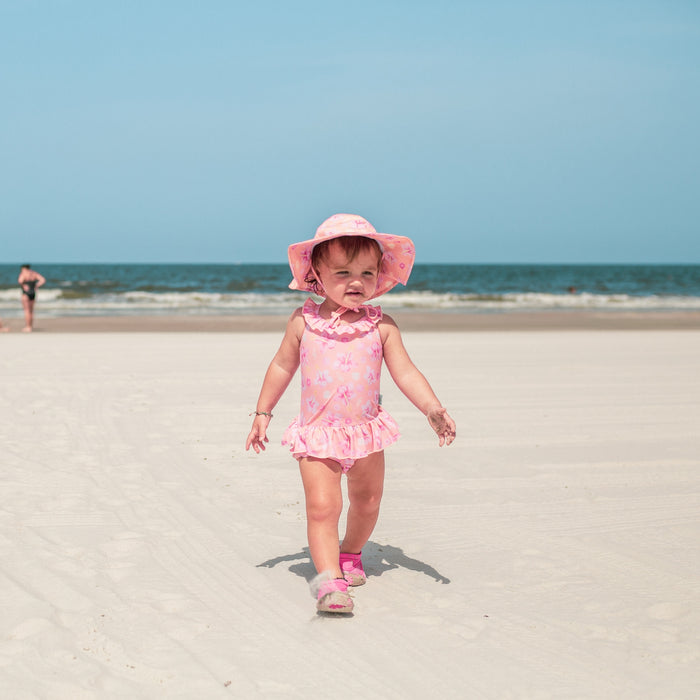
xmin=1 ymin=330 xmax=699 ymax=699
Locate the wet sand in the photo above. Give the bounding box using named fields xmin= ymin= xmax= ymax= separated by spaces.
xmin=3 ymin=310 xmax=700 ymax=332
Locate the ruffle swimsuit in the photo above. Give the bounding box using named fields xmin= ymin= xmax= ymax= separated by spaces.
xmin=282 ymin=298 xmax=400 ymax=471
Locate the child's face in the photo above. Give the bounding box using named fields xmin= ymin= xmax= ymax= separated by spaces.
xmin=315 ymin=240 xmax=381 ymax=309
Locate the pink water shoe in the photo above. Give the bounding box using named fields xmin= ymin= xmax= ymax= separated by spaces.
xmin=340 ymin=551 xmax=367 ymax=586
xmin=316 ymin=577 xmax=354 ymax=613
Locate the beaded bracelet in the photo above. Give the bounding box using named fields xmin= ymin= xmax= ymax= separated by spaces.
xmin=250 ymin=411 xmax=273 ymax=418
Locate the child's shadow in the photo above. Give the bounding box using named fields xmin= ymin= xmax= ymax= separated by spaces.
xmin=257 ymin=541 xmax=450 ymax=584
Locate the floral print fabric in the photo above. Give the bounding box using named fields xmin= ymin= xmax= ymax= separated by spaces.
xmin=282 ymin=299 xmax=400 ymax=468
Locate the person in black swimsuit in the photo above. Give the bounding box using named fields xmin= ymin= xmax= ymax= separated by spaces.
xmin=18 ymin=264 xmax=46 ymax=332
xmin=22 ymin=279 xmax=38 ymax=301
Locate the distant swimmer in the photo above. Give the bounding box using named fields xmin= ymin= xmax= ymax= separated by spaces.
xmin=18 ymin=264 xmax=46 ymax=332
xmin=567 ymin=286 xmax=577 ymax=294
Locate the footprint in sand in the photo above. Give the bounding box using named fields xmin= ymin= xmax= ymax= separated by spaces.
xmin=647 ymin=601 xmax=685 ymax=621
xmin=8 ymin=617 xmax=55 ymax=640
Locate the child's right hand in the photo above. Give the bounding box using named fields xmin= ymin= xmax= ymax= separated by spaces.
xmin=245 ymin=416 xmax=271 ymax=453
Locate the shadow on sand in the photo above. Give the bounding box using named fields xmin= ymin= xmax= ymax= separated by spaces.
xmin=257 ymin=540 xmax=450 ymax=584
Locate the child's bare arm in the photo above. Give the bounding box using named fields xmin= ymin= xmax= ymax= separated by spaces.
xmin=245 ymin=311 xmax=304 ymax=453
xmin=381 ymin=317 xmax=456 ymax=446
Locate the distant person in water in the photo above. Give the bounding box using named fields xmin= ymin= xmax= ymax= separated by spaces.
xmin=18 ymin=264 xmax=46 ymax=332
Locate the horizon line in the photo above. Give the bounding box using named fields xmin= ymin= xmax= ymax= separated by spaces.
xmin=2 ymin=261 xmax=699 ymax=267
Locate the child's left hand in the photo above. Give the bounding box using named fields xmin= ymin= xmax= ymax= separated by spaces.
xmin=427 ymin=407 xmax=456 ymax=446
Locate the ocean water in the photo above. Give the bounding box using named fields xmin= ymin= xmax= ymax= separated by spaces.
xmin=1 ymin=263 xmax=699 ymax=317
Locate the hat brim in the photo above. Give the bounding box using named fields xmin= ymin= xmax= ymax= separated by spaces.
xmin=288 ymin=230 xmax=415 ymax=299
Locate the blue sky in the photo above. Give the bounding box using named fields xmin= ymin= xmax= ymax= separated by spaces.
xmin=1 ymin=1 xmax=699 ymax=263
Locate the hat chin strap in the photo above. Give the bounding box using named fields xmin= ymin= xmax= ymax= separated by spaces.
xmin=309 ymin=265 xmax=324 ymax=296
xmin=329 ymin=305 xmax=361 ymax=327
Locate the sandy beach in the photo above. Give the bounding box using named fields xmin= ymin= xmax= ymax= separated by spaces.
xmin=2 ymin=320 xmax=699 ymax=698
xmin=1 ymin=310 xmax=700 ymax=333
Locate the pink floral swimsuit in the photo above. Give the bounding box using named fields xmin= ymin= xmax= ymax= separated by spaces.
xmin=282 ymin=299 xmax=400 ymax=471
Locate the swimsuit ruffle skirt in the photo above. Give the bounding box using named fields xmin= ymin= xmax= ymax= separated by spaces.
xmin=282 ymin=299 xmax=400 ymax=471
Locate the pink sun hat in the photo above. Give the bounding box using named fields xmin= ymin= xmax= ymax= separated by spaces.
xmin=288 ymin=213 xmax=416 ymax=299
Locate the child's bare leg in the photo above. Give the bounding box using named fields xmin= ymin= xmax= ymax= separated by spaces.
xmin=341 ymin=450 xmax=385 ymax=554
xmin=299 ymin=457 xmax=344 ymax=578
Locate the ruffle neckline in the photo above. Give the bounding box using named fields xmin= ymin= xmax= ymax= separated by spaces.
xmin=302 ymin=298 xmax=382 ymax=336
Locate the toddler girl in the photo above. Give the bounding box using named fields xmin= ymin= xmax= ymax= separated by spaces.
xmin=246 ymin=213 xmax=456 ymax=613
